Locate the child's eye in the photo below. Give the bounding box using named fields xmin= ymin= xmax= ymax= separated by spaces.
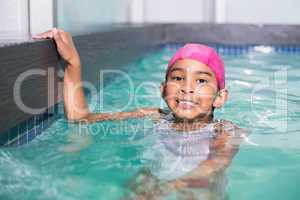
xmin=196 ymin=79 xmax=208 ymax=84
xmin=171 ymin=76 xmax=183 ymax=81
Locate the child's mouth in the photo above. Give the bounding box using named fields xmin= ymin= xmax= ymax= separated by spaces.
xmin=176 ymin=99 xmax=197 ymax=109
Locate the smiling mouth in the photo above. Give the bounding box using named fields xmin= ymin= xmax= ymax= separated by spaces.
xmin=176 ymin=99 xmax=198 ymax=109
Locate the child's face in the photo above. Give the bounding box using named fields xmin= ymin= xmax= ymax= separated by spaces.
xmin=162 ymin=59 xmax=221 ymax=121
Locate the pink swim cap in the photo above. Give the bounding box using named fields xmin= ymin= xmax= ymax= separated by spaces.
xmin=167 ymin=43 xmax=225 ymax=89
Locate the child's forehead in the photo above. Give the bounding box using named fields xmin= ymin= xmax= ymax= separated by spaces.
xmin=168 ymin=59 xmax=215 ymax=75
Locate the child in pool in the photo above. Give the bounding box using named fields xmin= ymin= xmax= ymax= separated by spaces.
xmin=34 ymin=29 xmax=248 ymax=199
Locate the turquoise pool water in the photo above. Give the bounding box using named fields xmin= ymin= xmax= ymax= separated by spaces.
xmin=0 ymin=45 xmax=300 ymax=199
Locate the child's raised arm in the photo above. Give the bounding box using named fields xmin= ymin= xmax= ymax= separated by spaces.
xmin=34 ymin=28 xmax=90 ymax=120
xmin=33 ymin=29 xmax=160 ymax=122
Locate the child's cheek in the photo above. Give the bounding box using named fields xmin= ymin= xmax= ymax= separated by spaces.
xmin=196 ymin=88 xmax=216 ymax=110
xmin=163 ymin=86 xmax=177 ymax=108
xmin=195 ymin=87 xmax=215 ymax=99
xmin=196 ymin=83 xmax=218 ymax=94
xmin=164 ymin=84 xmax=179 ymax=97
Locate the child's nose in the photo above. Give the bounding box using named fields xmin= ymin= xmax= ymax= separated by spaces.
xmin=180 ymin=89 xmax=194 ymax=94
xmin=179 ymin=80 xmax=195 ymax=94
xmin=180 ymin=81 xmax=195 ymax=94
xmin=180 ymin=85 xmax=194 ymax=94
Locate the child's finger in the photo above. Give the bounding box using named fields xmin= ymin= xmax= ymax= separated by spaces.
xmin=32 ymin=33 xmax=52 ymax=39
xmin=53 ymin=28 xmax=63 ymax=43
xmin=32 ymin=29 xmax=55 ymax=39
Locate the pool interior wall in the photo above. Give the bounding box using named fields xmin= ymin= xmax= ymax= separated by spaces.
xmin=1 ymin=23 xmax=300 ymax=146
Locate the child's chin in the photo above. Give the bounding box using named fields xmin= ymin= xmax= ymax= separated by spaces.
xmin=172 ymin=108 xmax=211 ymax=121
xmin=173 ymin=111 xmax=200 ymax=121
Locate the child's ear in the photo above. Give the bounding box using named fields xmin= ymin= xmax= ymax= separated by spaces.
xmin=213 ymin=88 xmax=228 ymax=108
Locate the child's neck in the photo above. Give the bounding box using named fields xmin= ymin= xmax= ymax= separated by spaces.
xmin=172 ymin=113 xmax=213 ymax=132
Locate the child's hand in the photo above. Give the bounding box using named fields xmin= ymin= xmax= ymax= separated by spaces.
xmin=32 ymin=28 xmax=81 ymax=67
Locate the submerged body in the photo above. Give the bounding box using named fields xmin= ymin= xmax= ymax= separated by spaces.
xmin=125 ymin=111 xmax=246 ymax=200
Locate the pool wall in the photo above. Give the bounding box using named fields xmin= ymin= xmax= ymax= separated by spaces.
xmin=1 ymin=23 xmax=300 ymax=146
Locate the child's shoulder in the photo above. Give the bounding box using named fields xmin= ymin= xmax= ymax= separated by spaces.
xmin=154 ymin=108 xmax=173 ymax=122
